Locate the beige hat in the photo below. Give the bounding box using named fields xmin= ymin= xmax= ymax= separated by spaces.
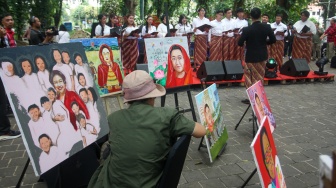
xmin=123 ymin=70 xmax=166 ymax=103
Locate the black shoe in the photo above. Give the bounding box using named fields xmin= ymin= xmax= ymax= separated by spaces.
xmin=0 ymin=130 xmax=21 ymax=141
xmin=241 ymin=99 xmax=250 ymax=104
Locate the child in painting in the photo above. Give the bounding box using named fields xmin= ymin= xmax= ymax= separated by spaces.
xmin=40 ymin=96 xmax=60 ymax=146
xmin=35 ymin=55 xmax=53 ymax=94
xmin=76 ymin=113 xmax=97 ymax=146
xmin=166 ymin=44 xmax=192 ymax=88
xmin=79 ymin=87 xmax=100 ymax=132
xmin=61 ymin=51 xmax=75 ymax=73
xmin=74 ymin=53 xmax=94 ymax=87
xmin=76 ymin=73 xmax=89 ymax=94
xmin=20 ymin=58 xmax=45 ymax=107
xmin=52 ymin=49 xmax=75 ymax=91
xmin=204 ymin=103 xmax=217 ymax=145
xmin=254 ymin=93 xmax=276 ymax=132
xmin=1 ymin=61 xmax=29 ymax=109
xmin=97 ymin=44 xmax=123 ymax=92
xmin=38 ymin=134 xmax=68 ymax=174
xmin=28 ymin=104 xmax=45 ymax=147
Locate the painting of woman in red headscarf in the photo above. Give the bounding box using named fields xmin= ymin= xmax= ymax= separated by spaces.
xmin=97 ymin=44 xmax=123 ymax=92
xmin=166 ymin=44 xmax=192 ymax=88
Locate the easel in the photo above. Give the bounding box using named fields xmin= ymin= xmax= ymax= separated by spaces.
xmin=234 ymin=104 xmax=258 ymax=136
xmin=160 ymin=85 xmax=197 ymax=122
xmin=196 ymin=79 xmax=227 ymax=157
xmin=101 ymin=90 xmax=124 ymax=115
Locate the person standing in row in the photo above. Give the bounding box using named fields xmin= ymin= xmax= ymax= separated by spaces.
xmin=238 ymin=7 xmax=276 ymax=103
xmin=157 ymin=14 xmax=173 ymax=38
xmin=284 ymin=23 xmax=294 ymax=59
xmin=270 ymin=14 xmax=287 ymax=67
xmin=233 ymin=8 xmax=248 ymax=61
xmin=222 ymin=8 xmax=236 ymax=60
xmin=122 ymin=15 xmax=139 ymax=74
xmin=292 ymin=10 xmax=316 ymax=63
xmin=95 ymin=14 xmax=111 ymax=38
xmin=192 ymin=7 xmax=210 ymax=69
xmin=208 ymin=10 xmax=225 ymax=61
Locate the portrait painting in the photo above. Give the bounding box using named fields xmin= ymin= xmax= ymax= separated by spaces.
xmin=145 ymin=36 xmax=192 ymax=88
xmin=251 ymin=117 xmax=286 ymax=188
xmin=195 ymin=83 xmax=228 ymax=162
xmin=246 ymin=80 xmax=276 ymax=132
xmin=0 ymin=43 xmax=109 ymax=176
xmin=70 ymin=38 xmax=123 ymax=95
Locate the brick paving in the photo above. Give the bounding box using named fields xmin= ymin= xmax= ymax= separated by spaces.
xmin=1 ymin=62 xmax=335 ymax=187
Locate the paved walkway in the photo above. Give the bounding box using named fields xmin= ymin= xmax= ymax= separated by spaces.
xmin=1 ymin=62 xmax=335 ymax=187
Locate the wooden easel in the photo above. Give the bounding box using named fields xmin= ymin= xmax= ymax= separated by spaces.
xmin=100 ymin=91 xmax=124 ymax=115
xmin=160 ymin=85 xmax=197 ymax=122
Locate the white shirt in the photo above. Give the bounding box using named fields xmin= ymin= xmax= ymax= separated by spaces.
xmin=42 ymin=110 xmax=60 ymax=146
xmin=222 ymin=18 xmax=235 ymax=37
xmin=55 ymin=31 xmax=70 ymax=43
xmin=124 ymin=26 xmax=138 ymax=39
xmin=141 ymin=25 xmax=157 ymax=35
xmin=234 ymin=18 xmax=248 ymax=30
xmin=22 ymin=73 xmax=45 ymax=108
xmin=293 ymin=19 xmax=316 ymax=38
xmin=28 ymin=117 xmax=45 ymax=147
xmin=80 ymin=123 xmax=98 ymax=146
xmin=192 ymin=17 xmax=210 ymax=35
xmin=53 ymin=63 xmax=74 ymax=91
xmin=176 ymin=24 xmax=193 ymax=36
xmin=95 ymin=24 xmax=111 ymax=36
xmin=37 ymin=70 xmax=53 ymax=93
xmin=271 ymin=22 xmax=288 ymax=40
xmin=210 ymin=20 xmax=225 ymax=36
xmin=39 ymin=146 xmax=68 ymax=174
xmin=85 ymin=101 xmax=100 ymax=133
xmin=157 ymin=23 xmax=174 ymax=38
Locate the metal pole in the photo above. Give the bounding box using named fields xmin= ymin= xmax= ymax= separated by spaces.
xmin=164 ymin=0 xmax=170 ymax=37
xmin=140 ymin=0 xmax=144 ymax=20
xmin=327 ymin=0 xmax=331 ymax=18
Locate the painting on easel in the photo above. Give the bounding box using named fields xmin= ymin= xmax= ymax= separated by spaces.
xmin=145 ymin=36 xmax=193 ymax=88
xmin=195 ymin=83 xmax=228 ymax=162
xmin=246 ymin=80 xmax=276 ymax=132
xmin=251 ymin=117 xmax=286 ymax=188
xmin=0 ymin=43 xmax=109 ymax=176
xmin=70 ymin=38 xmax=123 ymax=96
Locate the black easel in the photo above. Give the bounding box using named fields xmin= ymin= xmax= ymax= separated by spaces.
xmin=234 ymin=68 xmax=258 ymax=136
xmin=16 ymin=158 xmax=33 ymax=188
xmin=161 ymin=85 xmax=197 ymax=122
xmin=241 ymin=168 xmax=257 ymax=187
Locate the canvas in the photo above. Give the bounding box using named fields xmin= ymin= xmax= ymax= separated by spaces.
xmin=0 ymin=43 xmax=109 ymax=176
xmin=246 ymin=80 xmax=276 ymax=132
xmin=251 ymin=117 xmax=286 ymax=188
xmin=195 ymin=83 xmax=228 ymax=162
xmin=70 ymin=38 xmax=123 ymax=96
xmin=145 ymin=36 xmax=193 ymax=88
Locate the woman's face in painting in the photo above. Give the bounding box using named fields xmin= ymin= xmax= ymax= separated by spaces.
xmin=35 ymin=58 xmax=46 ymax=71
xmin=53 ymin=50 xmax=62 ymax=63
xmin=204 ymin=106 xmax=213 ymax=126
xmin=171 ymin=49 xmax=185 ymax=73
xmin=78 ymin=75 xmax=86 ymax=86
xmin=52 ymin=74 xmax=65 ymax=94
xmin=102 ymin=48 xmax=111 ymax=63
xmin=5 ymin=64 xmax=14 ymax=76
xmin=262 ymin=133 xmax=275 ymax=179
xmin=71 ymin=104 xmax=79 ymax=115
xmin=22 ymin=60 xmax=32 ymax=75
xmin=75 ymin=55 xmax=83 ymax=65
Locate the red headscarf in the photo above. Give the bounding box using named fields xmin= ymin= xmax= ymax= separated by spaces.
xmin=97 ymin=44 xmax=123 ymax=88
xmin=166 ymin=44 xmax=192 ymax=88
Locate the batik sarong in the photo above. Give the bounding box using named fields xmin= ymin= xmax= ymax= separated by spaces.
xmin=122 ymin=38 xmax=139 ymax=74
xmin=270 ymin=40 xmax=284 ymax=67
xmin=194 ymin=34 xmax=208 ymax=69
xmin=292 ymin=36 xmax=312 ymax=63
xmin=244 ymin=61 xmax=266 ymax=88
xmin=223 ymin=36 xmax=235 ymax=60
xmin=209 ymin=35 xmax=223 ymax=61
